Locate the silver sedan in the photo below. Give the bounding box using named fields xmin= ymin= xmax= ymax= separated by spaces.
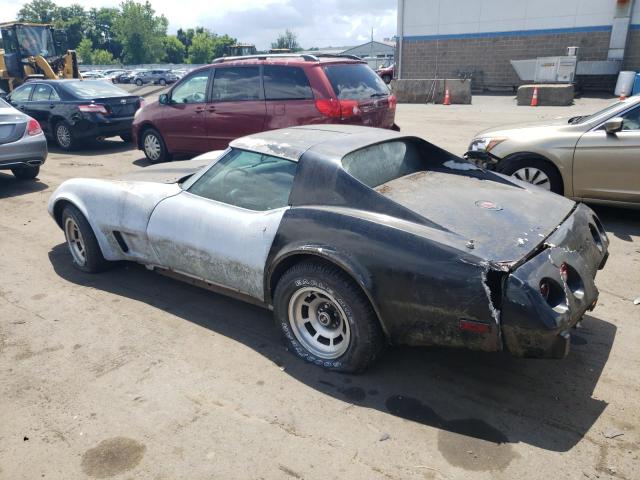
xmin=0 ymin=97 xmax=47 ymax=179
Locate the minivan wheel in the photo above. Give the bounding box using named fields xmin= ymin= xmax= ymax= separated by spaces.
xmin=11 ymin=166 xmax=40 ymax=180
xmin=498 ymin=155 xmax=564 ymax=195
xmin=274 ymin=260 xmax=385 ymax=373
xmin=142 ymin=128 xmax=171 ymax=163
xmin=54 ymin=121 xmax=76 ymax=150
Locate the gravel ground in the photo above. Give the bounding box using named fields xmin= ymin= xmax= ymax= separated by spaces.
xmin=0 ymin=95 xmax=638 ymax=480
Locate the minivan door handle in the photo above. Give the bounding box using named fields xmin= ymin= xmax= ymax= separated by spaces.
xmin=206 ymin=105 xmax=216 ymax=112
xmin=195 ymin=106 xmax=205 ymax=113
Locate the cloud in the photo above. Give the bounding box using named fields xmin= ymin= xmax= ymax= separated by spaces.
xmin=2 ymin=0 xmax=397 ymax=49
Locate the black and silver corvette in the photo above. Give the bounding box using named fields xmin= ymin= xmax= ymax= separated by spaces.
xmin=48 ymin=125 xmax=609 ymax=372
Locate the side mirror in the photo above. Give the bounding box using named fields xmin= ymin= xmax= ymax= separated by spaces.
xmin=158 ymin=93 xmax=170 ymax=105
xmin=604 ymin=117 xmax=623 ymax=134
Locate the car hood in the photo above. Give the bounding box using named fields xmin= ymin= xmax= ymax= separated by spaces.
xmin=118 ymin=154 xmax=222 ymax=184
xmin=474 ymin=117 xmax=586 ymax=140
xmin=375 ymin=161 xmax=576 ymax=264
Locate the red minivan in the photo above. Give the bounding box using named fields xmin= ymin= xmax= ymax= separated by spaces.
xmin=132 ymin=55 xmax=398 ymax=162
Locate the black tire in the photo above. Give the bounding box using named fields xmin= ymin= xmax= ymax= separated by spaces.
xmin=61 ymin=204 xmax=110 ymax=273
xmin=159 ymin=78 xmax=166 ymax=86
xmin=141 ymin=128 xmax=171 ymax=163
xmin=120 ymin=133 xmax=132 ymax=143
xmin=497 ymin=154 xmax=564 ymax=195
xmin=11 ymin=165 xmax=40 ymax=180
xmin=273 ymin=260 xmax=385 ymax=373
xmin=382 ymin=74 xmax=392 ymax=84
xmin=135 ymin=79 xmax=143 ymax=86
xmin=54 ymin=120 xmax=77 ymax=151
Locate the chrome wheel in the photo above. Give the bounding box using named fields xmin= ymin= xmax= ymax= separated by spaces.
xmin=512 ymin=167 xmax=551 ymax=190
xmin=144 ymin=133 xmax=161 ymax=161
xmin=288 ymin=287 xmax=351 ymax=359
xmin=64 ymin=217 xmax=87 ymax=266
xmin=56 ymin=124 xmax=71 ymax=148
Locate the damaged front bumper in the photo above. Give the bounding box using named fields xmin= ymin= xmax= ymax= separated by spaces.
xmin=500 ymin=203 xmax=609 ymax=358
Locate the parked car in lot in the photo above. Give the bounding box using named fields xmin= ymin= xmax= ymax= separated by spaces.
xmin=81 ymin=71 xmax=105 ymax=80
xmin=133 ymin=69 xmax=178 ymax=86
xmin=49 ymin=125 xmax=608 ymax=371
xmin=7 ymin=80 xmax=143 ymax=150
xmin=116 ymin=69 xmax=146 ymax=84
xmin=468 ymin=96 xmax=640 ymax=208
xmin=376 ymin=63 xmax=394 ymax=84
xmin=133 ymin=54 xmax=398 ymax=162
xmin=0 ymin=97 xmax=47 ymax=179
xmin=103 ymin=70 xmax=127 ymax=83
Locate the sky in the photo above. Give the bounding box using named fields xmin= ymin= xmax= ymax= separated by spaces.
xmin=2 ymin=0 xmax=398 ymax=49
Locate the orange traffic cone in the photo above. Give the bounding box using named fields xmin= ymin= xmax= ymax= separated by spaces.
xmin=531 ymin=86 xmax=539 ymax=106
xmin=443 ymin=88 xmax=451 ymax=105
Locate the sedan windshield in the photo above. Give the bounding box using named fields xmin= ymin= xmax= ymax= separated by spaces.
xmin=63 ymin=81 xmax=128 ymax=99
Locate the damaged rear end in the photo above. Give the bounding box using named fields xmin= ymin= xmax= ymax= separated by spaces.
xmin=500 ymin=203 xmax=609 ymax=358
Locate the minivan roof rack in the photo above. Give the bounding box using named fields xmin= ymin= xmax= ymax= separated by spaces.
xmin=314 ymin=53 xmax=363 ymax=61
xmin=211 ymin=53 xmax=320 ymax=63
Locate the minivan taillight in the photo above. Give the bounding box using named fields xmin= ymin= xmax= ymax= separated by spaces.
xmin=78 ymin=104 xmax=108 ymax=114
xmin=388 ymin=94 xmax=397 ymax=110
xmin=315 ymin=98 xmax=360 ymax=118
xmin=27 ymin=118 xmax=42 ymax=136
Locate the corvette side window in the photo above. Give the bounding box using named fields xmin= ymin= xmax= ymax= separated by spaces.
xmin=188 ymin=149 xmax=297 ymax=211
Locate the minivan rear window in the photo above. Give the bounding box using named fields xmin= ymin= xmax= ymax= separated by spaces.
xmin=342 ymin=140 xmax=423 ymax=188
xmin=323 ymin=64 xmax=389 ymax=100
xmin=264 ymin=66 xmax=313 ymax=100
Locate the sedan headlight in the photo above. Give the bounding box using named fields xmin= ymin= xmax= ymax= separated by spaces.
xmin=469 ymin=137 xmax=506 ymax=152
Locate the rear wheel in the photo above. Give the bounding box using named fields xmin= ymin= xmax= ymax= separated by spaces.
xmin=135 ymin=79 xmax=143 ymax=86
xmin=159 ymin=78 xmax=167 ymax=86
xmin=54 ymin=121 xmax=76 ymax=150
xmin=274 ymin=260 xmax=385 ymax=373
xmin=11 ymin=165 xmax=40 ymax=180
xmin=61 ymin=204 xmax=110 ymax=273
xmin=142 ymin=128 xmax=171 ymax=163
xmin=382 ymin=74 xmax=392 ymax=84
xmin=498 ymin=155 xmax=564 ymax=195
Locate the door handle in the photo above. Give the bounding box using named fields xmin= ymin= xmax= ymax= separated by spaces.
xmin=207 ymin=106 xmax=216 ymax=112
xmin=195 ymin=107 xmax=205 ymax=113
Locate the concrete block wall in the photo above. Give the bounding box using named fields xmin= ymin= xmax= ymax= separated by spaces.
xmin=401 ymin=30 xmax=614 ymax=90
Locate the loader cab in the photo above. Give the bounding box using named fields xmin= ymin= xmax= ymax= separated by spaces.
xmin=0 ymin=23 xmax=58 ymax=58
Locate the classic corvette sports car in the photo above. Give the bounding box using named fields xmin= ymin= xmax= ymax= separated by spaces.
xmin=48 ymin=125 xmax=609 ymax=372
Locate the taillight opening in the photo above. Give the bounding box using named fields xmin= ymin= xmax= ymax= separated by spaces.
xmin=559 ymin=262 xmax=585 ymax=299
xmin=78 ymin=104 xmax=109 ymax=115
xmin=27 ymin=118 xmax=42 ymax=136
xmin=539 ymin=278 xmax=568 ymax=313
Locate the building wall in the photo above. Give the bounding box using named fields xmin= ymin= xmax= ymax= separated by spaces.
xmin=398 ymin=0 xmax=640 ymax=90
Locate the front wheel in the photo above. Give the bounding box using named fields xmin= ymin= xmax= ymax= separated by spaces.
xmin=61 ymin=204 xmax=110 ymax=273
xmin=273 ymin=261 xmax=385 ymax=373
xmin=498 ymin=156 xmax=564 ymax=195
xmin=159 ymin=78 xmax=166 ymax=86
xmin=11 ymin=165 xmax=40 ymax=180
xmin=135 ymin=79 xmax=143 ymax=86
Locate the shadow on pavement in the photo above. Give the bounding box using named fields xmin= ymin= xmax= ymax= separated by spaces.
xmin=49 ymin=243 xmax=615 ymax=455
xmin=0 ymin=172 xmax=48 ymax=198
xmin=48 ymin=139 xmax=133 ymax=157
xmin=592 ymin=205 xmax=640 ymax=242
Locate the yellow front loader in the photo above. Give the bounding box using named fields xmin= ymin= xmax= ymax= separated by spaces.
xmin=0 ymin=22 xmax=80 ymax=92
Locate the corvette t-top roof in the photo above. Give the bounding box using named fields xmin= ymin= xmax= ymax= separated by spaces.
xmin=229 ymin=125 xmax=405 ymax=162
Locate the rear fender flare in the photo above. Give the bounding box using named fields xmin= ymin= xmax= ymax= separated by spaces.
xmin=265 ymin=245 xmax=389 ymax=336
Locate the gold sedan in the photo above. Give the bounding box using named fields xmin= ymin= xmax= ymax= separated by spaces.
xmin=468 ymin=96 xmax=640 ymax=208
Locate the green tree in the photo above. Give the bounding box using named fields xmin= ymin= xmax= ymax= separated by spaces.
xmin=187 ymin=32 xmax=214 ymax=64
xmin=54 ymin=4 xmax=87 ymax=50
xmin=17 ymin=0 xmax=58 ymax=23
xmin=212 ymin=34 xmax=236 ymax=59
xmin=271 ymin=30 xmax=301 ymax=51
xmin=163 ymin=35 xmax=186 ymax=63
xmin=76 ymin=38 xmax=93 ymax=64
xmin=87 ymin=7 xmax=122 ymax=59
xmin=92 ymin=49 xmax=116 ymax=65
xmin=114 ymin=0 xmax=167 ymax=64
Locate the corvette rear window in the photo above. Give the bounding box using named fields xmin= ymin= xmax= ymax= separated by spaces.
xmin=342 ymin=140 xmax=423 ymax=188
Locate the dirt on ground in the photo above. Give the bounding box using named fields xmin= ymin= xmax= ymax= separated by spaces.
xmin=0 ymin=95 xmax=638 ymax=480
